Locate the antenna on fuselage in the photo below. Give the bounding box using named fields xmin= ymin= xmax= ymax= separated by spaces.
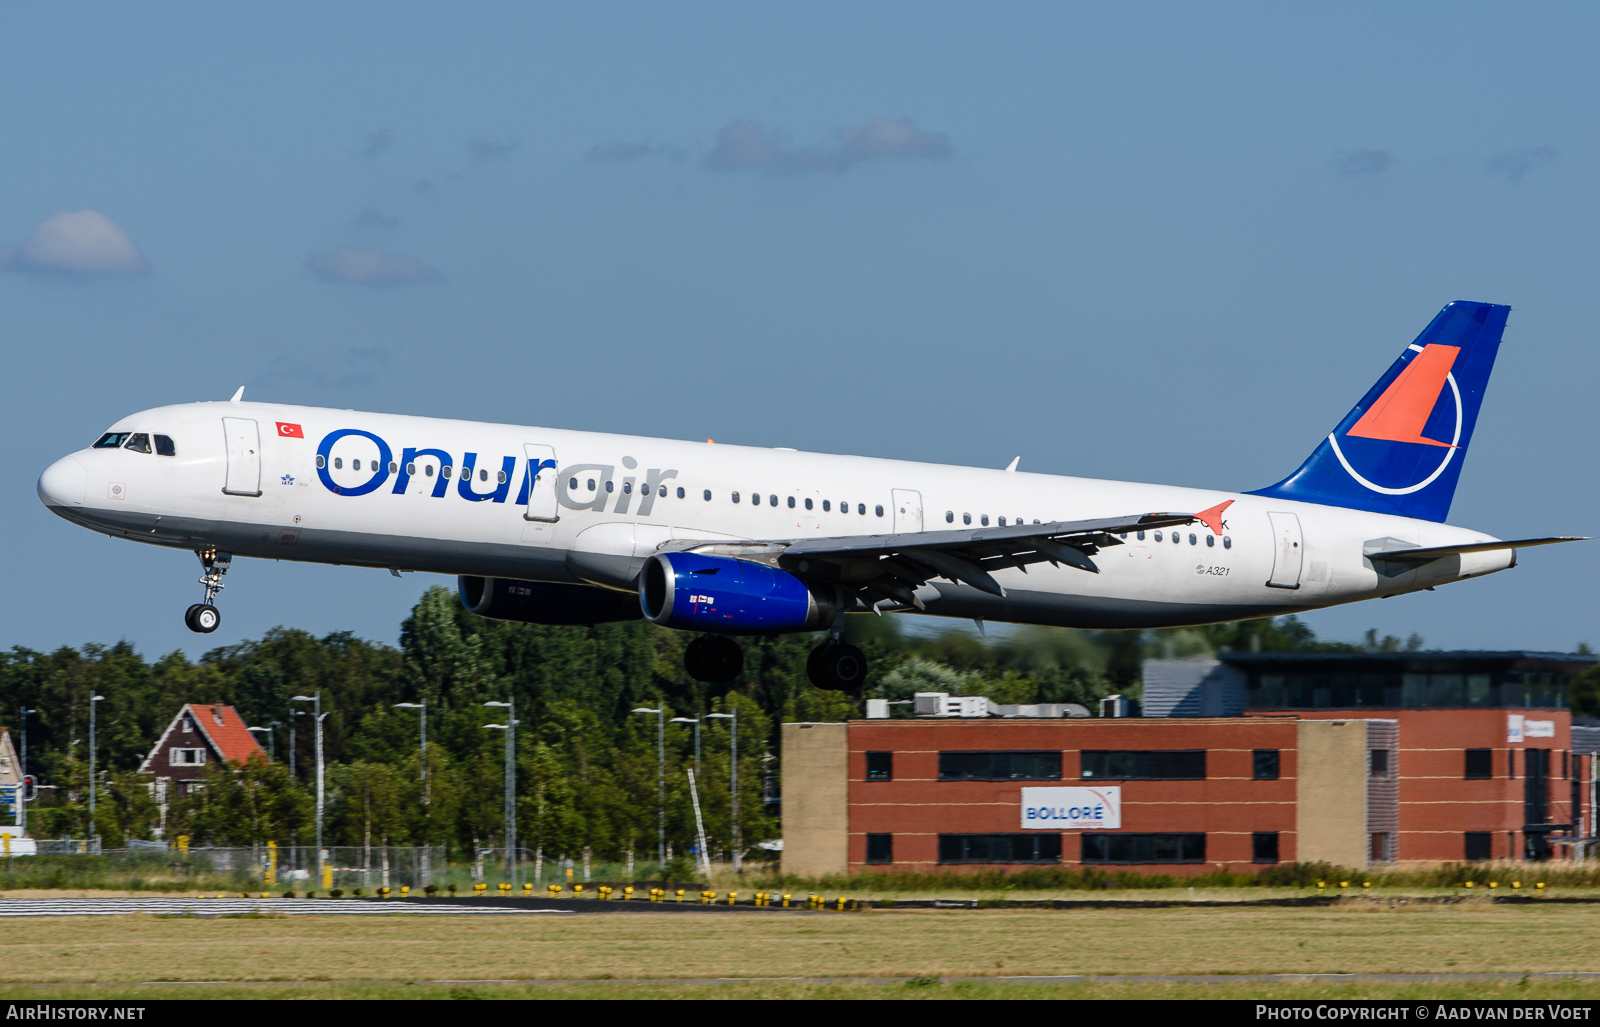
xmin=229 ymin=387 xmax=244 ymax=403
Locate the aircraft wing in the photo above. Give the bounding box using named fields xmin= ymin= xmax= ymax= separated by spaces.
xmin=664 ymin=501 xmax=1235 ymax=611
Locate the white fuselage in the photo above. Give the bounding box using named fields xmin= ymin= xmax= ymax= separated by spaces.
xmin=37 ymin=401 xmax=1515 ymax=629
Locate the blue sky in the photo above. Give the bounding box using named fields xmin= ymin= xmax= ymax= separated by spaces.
xmin=4 ymin=2 xmax=1597 ymax=659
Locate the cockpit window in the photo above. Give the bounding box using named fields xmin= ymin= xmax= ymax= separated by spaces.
xmin=154 ymin=435 xmax=176 ymax=456
xmin=124 ymin=433 xmax=152 ymax=454
xmin=93 ymin=432 xmax=131 ymax=449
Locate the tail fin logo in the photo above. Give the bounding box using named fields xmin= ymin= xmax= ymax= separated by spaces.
xmin=1328 ymin=343 xmax=1463 ymax=496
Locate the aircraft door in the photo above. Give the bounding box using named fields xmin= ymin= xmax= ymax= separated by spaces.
xmin=892 ymin=489 xmax=924 ymax=533
xmin=221 ymin=417 xmax=262 ymax=497
xmin=522 ymin=444 xmax=559 ymax=522
xmin=1265 ymin=511 xmax=1303 ymax=589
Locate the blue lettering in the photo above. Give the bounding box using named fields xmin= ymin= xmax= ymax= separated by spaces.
xmin=458 ymin=453 xmax=516 ymax=503
xmin=316 ymin=430 xmax=392 ymax=497
xmin=514 ymin=458 xmax=558 ymax=505
xmin=394 ymin=447 xmax=453 ymax=498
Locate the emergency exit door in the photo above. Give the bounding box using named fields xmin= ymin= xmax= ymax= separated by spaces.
xmin=892 ymin=489 xmax=923 ymax=533
xmin=522 ymin=444 xmax=559 ymax=522
xmin=221 ymin=417 xmax=262 ymax=497
xmin=1265 ymin=511 xmax=1303 ymax=589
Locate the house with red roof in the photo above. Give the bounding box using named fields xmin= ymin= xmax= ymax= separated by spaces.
xmin=139 ymin=704 xmax=268 ymax=800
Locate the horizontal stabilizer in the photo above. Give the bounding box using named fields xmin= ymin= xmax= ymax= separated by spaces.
xmin=1366 ymin=536 xmax=1587 ymax=575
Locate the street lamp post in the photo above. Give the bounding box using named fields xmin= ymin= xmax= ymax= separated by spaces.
xmin=291 ymin=694 xmax=325 ymax=884
xmin=632 ymin=707 xmax=665 ymax=867
xmin=88 ymin=695 xmax=105 ymax=839
xmin=18 ymin=707 xmax=34 ymax=835
xmin=484 ymin=700 xmax=516 ymax=882
xmin=246 ymin=724 xmax=277 ymax=761
xmin=670 ymin=717 xmax=700 ymax=781
xmin=393 ymin=701 xmax=428 ymax=804
xmin=707 ymin=709 xmax=739 ymax=873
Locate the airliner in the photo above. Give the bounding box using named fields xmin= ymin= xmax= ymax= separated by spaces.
xmin=36 ymin=301 xmax=1582 ymax=689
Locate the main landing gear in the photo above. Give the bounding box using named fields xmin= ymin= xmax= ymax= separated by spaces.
xmin=806 ymin=640 xmax=867 ymax=692
xmin=184 ymin=548 xmax=231 ymax=634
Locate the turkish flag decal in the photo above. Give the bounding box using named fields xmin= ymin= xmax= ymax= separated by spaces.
xmin=276 ymin=422 xmax=304 ymax=438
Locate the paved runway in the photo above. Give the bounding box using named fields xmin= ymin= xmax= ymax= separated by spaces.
xmin=0 ymin=897 xmax=571 ymax=917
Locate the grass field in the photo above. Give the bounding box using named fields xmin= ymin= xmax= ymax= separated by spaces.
xmin=0 ymin=900 xmax=1593 ymax=1000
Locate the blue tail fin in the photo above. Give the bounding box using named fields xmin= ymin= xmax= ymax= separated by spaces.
xmin=1247 ymin=300 xmax=1509 ymax=522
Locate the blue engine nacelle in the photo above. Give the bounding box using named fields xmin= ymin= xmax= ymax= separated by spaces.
xmin=639 ymin=553 xmax=838 ymax=634
xmin=459 ymin=576 xmax=643 ymax=625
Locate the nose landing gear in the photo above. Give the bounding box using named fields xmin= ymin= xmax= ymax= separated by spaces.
xmin=185 ymin=548 xmax=231 ymax=634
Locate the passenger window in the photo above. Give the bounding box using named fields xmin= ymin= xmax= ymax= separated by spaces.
xmin=1136 ymin=530 xmax=1144 ymax=540
xmin=124 ymin=433 xmax=152 ymax=454
xmin=678 ymin=487 xmax=686 ymax=498
xmin=154 ymin=435 xmax=176 ymax=456
xmin=732 ymin=492 xmax=741 ymax=504
xmin=622 ymin=482 xmax=632 ymax=494
xmin=1153 ymin=531 xmax=1161 ymax=542
xmin=805 ymin=498 xmax=813 ymax=510
xmin=1173 ymin=532 xmax=1181 ymax=544
xmin=703 ymin=489 xmax=711 ymax=501
xmin=980 ymin=515 xmax=989 ymax=526
xmin=823 ymin=500 xmax=831 ymax=512
xmin=497 ymin=470 xmax=506 ymax=484
xmin=353 ymin=459 xmax=362 ymax=471
xmin=443 ymin=466 xmax=453 ymax=479
xmin=316 ymin=455 xmax=327 ymax=469
xmin=875 ymin=505 xmax=884 ymax=517
xmin=946 ymin=511 xmax=954 ymax=523
xmin=1223 ymin=536 xmax=1232 ymax=549
xmin=1189 ymin=533 xmax=1197 ymax=545
xmin=787 ymin=496 xmax=796 ymax=508
xmin=586 ymin=478 xmax=594 ymax=490
xmin=1206 ymin=535 xmax=1214 ymax=547
xmin=659 ymin=485 xmax=667 ymax=497
xmin=569 ymin=478 xmax=577 ymax=489
xmin=93 ymin=432 xmax=132 ymax=449
xmin=334 ymin=457 xmax=344 ymax=470
xmin=425 ymin=465 xmax=434 ymax=477
xmin=771 ymin=495 xmax=778 ymax=507
xmin=1119 ymin=533 xmax=1128 ymax=539
xmin=606 ymin=480 xmax=614 ymax=493
xmin=998 ymin=517 xmax=1006 ymax=526
xmin=858 ymin=503 xmax=866 ymax=515
xmin=391 ymin=462 xmax=399 ymax=474
xmin=963 ymin=513 xmax=971 ymax=525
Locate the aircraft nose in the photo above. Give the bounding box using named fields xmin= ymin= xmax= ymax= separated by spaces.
xmin=38 ymin=454 xmax=87 ymax=509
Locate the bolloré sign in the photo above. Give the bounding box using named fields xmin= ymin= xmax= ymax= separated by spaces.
xmin=1021 ymin=786 xmax=1121 ymax=830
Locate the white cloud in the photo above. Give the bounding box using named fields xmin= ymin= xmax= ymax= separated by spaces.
xmin=706 ymin=117 xmax=952 ymax=175
xmin=1486 ymin=145 xmax=1559 ymax=184
xmin=306 ymin=246 xmax=444 ymax=286
xmin=3 ymin=210 xmax=149 ymax=276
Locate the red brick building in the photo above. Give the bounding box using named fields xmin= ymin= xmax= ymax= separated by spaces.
xmin=781 ymin=651 xmax=1594 ymax=876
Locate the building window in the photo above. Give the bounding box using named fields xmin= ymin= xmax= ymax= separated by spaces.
xmin=1081 ymin=833 xmax=1206 ymax=864
xmin=866 ymin=752 xmax=893 ymax=782
xmin=1508 ymin=750 xmax=1516 ymax=779
xmin=1252 ymin=832 xmax=1280 ymax=863
xmin=939 ymin=834 xmax=1062 ymax=864
xmin=1464 ymin=832 xmax=1492 ymax=862
xmin=181 ymin=718 xmax=192 ymax=734
xmin=1462 ymin=747 xmax=1496 ymax=778
xmin=866 ymin=834 xmax=893 ymax=864
xmin=938 ymin=751 xmax=1061 ymax=781
xmin=1253 ymin=750 xmax=1280 ymax=780
xmin=170 ymin=748 xmax=206 ymax=766
xmin=1081 ymin=751 xmax=1206 ymax=780
xmin=1369 ymin=833 xmax=1392 ymax=863
xmin=1369 ymin=749 xmax=1390 ymax=777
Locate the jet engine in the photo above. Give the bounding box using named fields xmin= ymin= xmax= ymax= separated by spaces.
xmin=458 ymin=576 xmax=642 ymax=625
xmin=639 ymin=552 xmax=838 ymax=634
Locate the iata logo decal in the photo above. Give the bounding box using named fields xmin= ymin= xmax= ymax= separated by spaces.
xmin=1329 ymin=342 xmax=1462 ymax=496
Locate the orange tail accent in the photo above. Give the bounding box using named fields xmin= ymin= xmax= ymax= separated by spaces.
xmin=1194 ymin=500 xmax=1234 ymax=536
xmin=1346 ymin=343 xmax=1459 ymax=448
